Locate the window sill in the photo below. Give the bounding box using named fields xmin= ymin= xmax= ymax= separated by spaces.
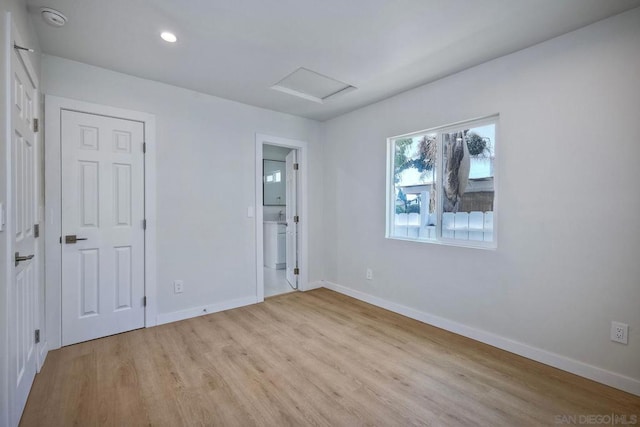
xmin=386 ymin=235 xmax=497 ymax=250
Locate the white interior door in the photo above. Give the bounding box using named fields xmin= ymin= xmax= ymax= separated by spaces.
xmin=285 ymin=150 xmax=298 ymax=288
xmin=10 ymin=39 xmax=38 ymax=427
xmin=61 ymin=110 xmax=145 ymax=346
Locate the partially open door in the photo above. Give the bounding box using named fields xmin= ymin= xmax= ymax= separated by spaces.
xmin=9 ymin=26 xmax=39 ymax=426
xmin=285 ymin=150 xmax=298 ymax=288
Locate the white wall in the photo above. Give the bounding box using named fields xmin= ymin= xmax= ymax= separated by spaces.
xmin=0 ymin=1 xmax=41 ymax=426
xmin=41 ymin=55 xmax=322 ymax=317
xmin=322 ymin=7 xmax=640 ymax=389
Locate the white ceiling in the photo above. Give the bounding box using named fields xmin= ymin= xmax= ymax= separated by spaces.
xmin=26 ymin=0 xmax=640 ymax=121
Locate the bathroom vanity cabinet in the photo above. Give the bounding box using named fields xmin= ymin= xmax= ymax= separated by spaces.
xmin=264 ymin=221 xmax=286 ymax=269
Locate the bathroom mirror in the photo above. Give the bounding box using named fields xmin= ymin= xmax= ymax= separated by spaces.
xmin=263 ymin=160 xmax=286 ymax=206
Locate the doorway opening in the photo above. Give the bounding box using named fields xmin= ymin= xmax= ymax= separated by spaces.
xmin=255 ymin=134 xmax=308 ymax=301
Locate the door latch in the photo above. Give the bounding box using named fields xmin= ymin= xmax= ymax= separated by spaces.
xmin=65 ymin=235 xmax=88 ymax=244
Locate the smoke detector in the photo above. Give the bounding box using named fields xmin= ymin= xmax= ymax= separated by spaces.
xmin=41 ymin=8 xmax=67 ymax=27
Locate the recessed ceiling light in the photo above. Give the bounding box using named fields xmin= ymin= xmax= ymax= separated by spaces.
xmin=160 ymin=32 xmax=177 ymax=43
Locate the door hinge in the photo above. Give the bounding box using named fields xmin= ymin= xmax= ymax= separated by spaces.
xmin=35 ymin=329 xmax=40 ymax=344
xmin=143 ymin=142 xmax=146 ymax=153
xmin=293 ymin=215 xmax=299 ymax=223
xmin=143 ymin=219 xmax=147 ymax=230
xmin=293 ymin=163 xmax=299 ymax=170
xmin=293 ymin=267 xmax=299 ymax=275
xmin=59 ymin=236 xmax=62 ymax=244
xmin=33 ymin=118 xmax=39 ymax=133
xmin=34 ymin=223 xmax=39 ymax=238
xmin=143 ymin=296 xmax=147 ymax=307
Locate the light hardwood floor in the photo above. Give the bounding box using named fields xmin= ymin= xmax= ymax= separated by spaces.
xmin=21 ymin=289 xmax=639 ymax=426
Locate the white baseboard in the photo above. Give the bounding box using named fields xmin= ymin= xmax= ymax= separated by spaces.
xmin=304 ymin=280 xmax=324 ymax=291
xmin=156 ymin=296 xmax=257 ymax=325
xmin=154 ymin=281 xmax=325 ymax=326
xmin=322 ymin=281 xmax=640 ymax=397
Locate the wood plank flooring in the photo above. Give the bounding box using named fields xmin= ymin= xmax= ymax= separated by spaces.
xmin=20 ymin=289 xmax=640 ymax=426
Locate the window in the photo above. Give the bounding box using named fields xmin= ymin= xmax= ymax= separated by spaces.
xmin=386 ymin=116 xmax=497 ymax=248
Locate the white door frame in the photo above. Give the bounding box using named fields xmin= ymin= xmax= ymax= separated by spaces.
xmin=255 ymin=134 xmax=308 ymax=302
xmin=44 ymin=95 xmax=157 ymax=350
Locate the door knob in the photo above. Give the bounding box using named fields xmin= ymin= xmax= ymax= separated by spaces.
xmin=15 ymin=252 xmax=34 ymax=266
xmin=65 ymin=235 xmax=88 ymax=244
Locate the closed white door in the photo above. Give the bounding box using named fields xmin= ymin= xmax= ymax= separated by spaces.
xmin=285 ymin=150 xmax=298 ymax=288
xmin=61 ymin=110 xmax=145 ymax=346
xmin=10 ymin=39 xmax=38 ymax=426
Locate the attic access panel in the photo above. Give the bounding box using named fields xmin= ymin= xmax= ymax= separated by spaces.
xmin=271 ymin=67 xmax=356 ymax=103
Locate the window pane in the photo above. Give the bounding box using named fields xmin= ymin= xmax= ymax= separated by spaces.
xmin=441 ymin=124 xmax=495 ymax=242
xmin=392 ymin=134 xmax=437 ymax=240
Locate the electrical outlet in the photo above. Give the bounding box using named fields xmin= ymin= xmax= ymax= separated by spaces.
xmin=366 ymin=268 xmax=373 ymax=280
xmin=174 ymin=280 xmax=184 ymax=294
xmin=611 ymin=321 xmax=628 ymax=344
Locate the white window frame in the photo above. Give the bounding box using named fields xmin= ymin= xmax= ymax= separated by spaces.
xmin=386 ymin=115 xmax=498 ymax=249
